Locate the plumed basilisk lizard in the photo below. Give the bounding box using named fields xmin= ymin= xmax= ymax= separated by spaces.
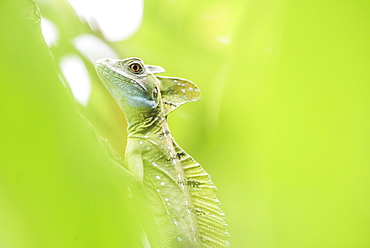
xmin=95 ymin=57 xmax=229 ymax=247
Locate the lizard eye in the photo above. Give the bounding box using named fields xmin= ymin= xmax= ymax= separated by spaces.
xmin=129 ymin=63 xmax=142 ymax=73
xmin=152 ymin=87 xmax=158 ymax=99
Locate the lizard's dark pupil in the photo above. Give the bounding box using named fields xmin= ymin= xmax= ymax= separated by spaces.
xmin=130 ymin=63 xmax=141 ymax=72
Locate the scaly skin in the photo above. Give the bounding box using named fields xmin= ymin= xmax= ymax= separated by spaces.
xmin=95 ymin=58 xmax=229 ymax=247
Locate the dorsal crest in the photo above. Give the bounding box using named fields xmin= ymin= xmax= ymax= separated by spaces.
xmin=157 ymin=76 xmax=201 ymax=115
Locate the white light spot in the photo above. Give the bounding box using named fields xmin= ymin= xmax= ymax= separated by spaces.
xmin=166 ymin=211 xmax=171 ymax=215
xmin=263 ymin=46 xmax=273 ymax=54
xmin=73 ymin=34 xmax=118 ymax=64
xmin=177 ymin=237 xmax=182 ymax=242
xmin=146 ymin=147 xmax=151 ymax=150
xmin=189 ymin=87 xmax=193 ymax=91
xmin=40 ymin=18 xmax=59 ymax=47
xmin=161 ymin=182 xmax=165 ymax=186
xmin=181 ymin=89 xmax=186 ymax=93
xmin=60 ymin=54 xmax=91 ymax=106
xmin=164 ymin=198 xmax=169 ymax=201
xmin=155 ymin=176 xmax=161 ymax=179
xmin=177 ymin=174 xmax=181 ymax=180
xmin=67 ymin=0 xmax=143 ymax=41
xmin=157 ymin=189 xmax=160 ymax=192
xmin=144 ymin=136 xmax=149 ymax=138
xmin=174 ymin=80 xmax=178 ymax=83
xmin=169 ymin=152 xmax=173 ymax=156
xmin=139 ymin=141 xmax=143 ymax=145
xmin=167 ymin=146 xmax=171 ymax=150
xmin=167 ymin=202 xmax=171 ymax=206
xmin=173 ymin=219 xmax=178 ymax=226
xmin=195 ymin=89 xmax=200 ymax=92
xmin=216 ymin=35 xmax=231 ymax=45
xmin=152 ymin=162 xmax=157 ymax=167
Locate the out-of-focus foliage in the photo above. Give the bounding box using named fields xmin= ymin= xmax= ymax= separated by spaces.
xmin=0 ymin=1 xmax=140 ymax=247
xmin=1 ymin=0 xmax=369 ymax=247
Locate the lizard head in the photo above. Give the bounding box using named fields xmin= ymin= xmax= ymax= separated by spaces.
xmin=95 ymin=57 xmax=201 ymax=118
xmin=95 ymin=57 xmax=163 ymax=111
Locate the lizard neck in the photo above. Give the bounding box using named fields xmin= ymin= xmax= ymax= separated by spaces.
xmin=125 ymin=105 xmax=168 ymax=137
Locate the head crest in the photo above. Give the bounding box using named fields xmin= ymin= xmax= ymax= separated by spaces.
xmin=156 ymin=76 xmax=201 ymax=115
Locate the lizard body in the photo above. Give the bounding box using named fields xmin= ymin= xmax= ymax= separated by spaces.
xmin=95 ymin=58 xmax=229 ymax=247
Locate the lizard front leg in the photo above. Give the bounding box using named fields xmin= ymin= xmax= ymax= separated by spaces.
xmin=125 ymin=138 xmax=145 ymax=185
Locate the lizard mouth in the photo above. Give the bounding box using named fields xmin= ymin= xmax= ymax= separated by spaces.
xmin=95 ymin=58 xmax=147 ymax=92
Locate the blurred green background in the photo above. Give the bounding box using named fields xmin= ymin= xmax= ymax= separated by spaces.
xmin=0 ymin=0 xmax=369 ymax=247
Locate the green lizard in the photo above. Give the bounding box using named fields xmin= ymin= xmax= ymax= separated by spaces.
xmin=95 ymin=57 xmax=229 ymax=247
